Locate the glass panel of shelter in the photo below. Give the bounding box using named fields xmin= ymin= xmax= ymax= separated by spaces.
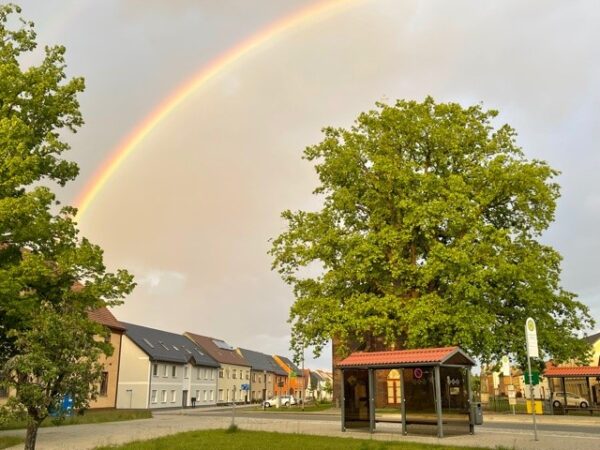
xmin=440 ymin=367 xmax=471 ymax=435
xmin=343 ymin=369 xmax=371 ymax=428
xmin=403 ymin=366 xmax=438 ymax=435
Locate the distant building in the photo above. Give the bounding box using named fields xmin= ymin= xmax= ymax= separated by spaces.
xmin=118 ymin=323 xmax=219 ymax=409
xmin=185 ymin=333 xmax=251 ymax=404
xmin=273 ymin=355 xmax=307 ymax=401
xmin=236 ymin=348 xmax=288 ymax=401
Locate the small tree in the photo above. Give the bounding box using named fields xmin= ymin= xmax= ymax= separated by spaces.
xmin=0 ymin=5 xmax=134 ymax=449
xmin=270 ymin=97 xmax=593 ymax=366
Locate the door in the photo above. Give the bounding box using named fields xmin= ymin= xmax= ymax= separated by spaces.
xmin=182 ymin=390 xmax=188 ymax=408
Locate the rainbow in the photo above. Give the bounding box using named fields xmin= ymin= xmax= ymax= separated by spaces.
xmin=74 ymin=0 xmax=366 ymax=220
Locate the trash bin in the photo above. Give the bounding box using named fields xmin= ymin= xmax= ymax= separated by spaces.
xmin=473 ymin=402 xmax=483 ymax=425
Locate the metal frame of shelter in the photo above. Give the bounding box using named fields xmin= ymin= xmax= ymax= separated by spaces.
xmin=337 ymin=346 xmax=476 ymax=438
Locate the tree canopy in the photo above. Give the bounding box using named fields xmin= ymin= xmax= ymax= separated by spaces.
xmin=0 ymin=5 xmax=134 ymax=449
xmin=270 ymin=97 xmax=593 ymax=366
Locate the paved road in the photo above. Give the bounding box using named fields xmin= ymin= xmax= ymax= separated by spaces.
xmin=2 ymin=407 xmax=600 ymax=450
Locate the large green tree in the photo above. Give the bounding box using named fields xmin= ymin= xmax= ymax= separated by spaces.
xmin=270 ymin=97 xmax=593 ymax=366
xmin=0 ymin=5 xmax=134 ymax=449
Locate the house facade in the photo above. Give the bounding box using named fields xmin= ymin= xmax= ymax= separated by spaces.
xmin=236 ymin=348 xmax=288 ymax=402
xmin=185 ymin=332 xmax=251 ymax=404
xmin=88 ymin=307 xmax=125 ymax=409
xmin=117 ymin=323 xmax=219 ymax=409
xmin=274 ymin=355 xmax=306 ymax=401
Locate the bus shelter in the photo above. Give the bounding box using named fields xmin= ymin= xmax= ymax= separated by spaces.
xmin=338 ymin=346 xmax=476 ymax=437
xmin=544 ymin=366 xmax=600 ymax=413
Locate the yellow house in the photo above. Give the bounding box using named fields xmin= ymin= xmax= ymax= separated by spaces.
xmin=586 ymin=332 xmax=600 ymax=366
xmin=87 ymin=307 xmax=126 ymax=409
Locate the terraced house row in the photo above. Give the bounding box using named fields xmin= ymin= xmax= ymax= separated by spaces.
xmin=2 ymin=307 xmax=331 ymax=410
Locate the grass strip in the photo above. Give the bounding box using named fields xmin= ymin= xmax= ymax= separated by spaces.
xmin=0 ymin=409 xmax=152 ymax=431
xmin=0 ymin=435 xmax=24 ymax=449
xmin=94 ymin=428 xmax=507 ymax=450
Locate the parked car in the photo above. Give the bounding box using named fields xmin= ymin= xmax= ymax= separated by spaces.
xmin=551 ymin=392 xmax=589 ymax=409
xmin=263 ymin=395 xmax=297 ymax=407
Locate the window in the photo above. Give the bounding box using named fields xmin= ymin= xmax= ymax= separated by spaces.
xmin=161 ymin=390 xmax=167 ymax=403
xmin=246 ymin=370 xmax=249 ymax=380
xmin=195 ymin=390 xmax=200 ymax=401
xmin=99 ymin=372 xmax=109 ymax=396
xmin=171 ymin=365 xmax=177 ymax=377
xmin=201 ymin=368 xmax=205 ymax=379
xmin=184 ymin=366 xmax=189 ymax=379
xmin=268 ymin=374 xmax=272 ymax=383
xmin=225 ymin=369 xmax=230 ymax=379
xmin=232 ymin=390 xmax=236 ymax=401
xmin=163 ymin=365 xmax=168 ymax=377
xmin=151 ymin=390 xmax=158 ymax=403
xmin=211 ymin=369 xmax=215 ymax=380
xmin=219 ymin=369 xmax=224 ymax=379
xmin=0 ymin=386 xmax=8 ymax=398
xmin=252 ymin=373 xmax=256 ymax=383
xmin=203 ymin=390 xmax=208 ymax=401
xmin=232 ymin=369 xmax=237 ymax=379
xmin=152 ymin=364 xmax=158 ymax=376
xmin=210 ymin=390 xmax=214 ymax=401
xmin=204 ymin=369 xmax=208 ymax=380
xmin=218 ymin=389 xmax=224 ymax=401
xmin=143 ymin=338 xmax=155 ymax=348
xmin=197 ymin=368 xmax=201 ymax=380
xmin=170 ymin=390 xmax=176 ymax=402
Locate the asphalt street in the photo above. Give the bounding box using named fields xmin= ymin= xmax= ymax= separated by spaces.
xmin=3 ymin=406 xmax=600 ymax=449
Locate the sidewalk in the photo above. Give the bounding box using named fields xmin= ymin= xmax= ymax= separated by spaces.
xmin=2 ymin=408 xmax=600 ymax=450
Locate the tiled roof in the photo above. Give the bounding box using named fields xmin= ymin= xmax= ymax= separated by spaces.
xmin=88 ymin=307 xmax=125 ymax=331
xmin=337 ymin=346 xmax=474 ymax=368
xmin=276 ymin=355 xmax=302 ymax=374
xmin=237 ymin=348 xmax=287 ymax=376
xmin=185 ymin=332 xmax=250 ymax=367
xmin=584 ymin=332 xmax=600 ymax=344
xmin=544 ymin=366 xmax=600 ymax=377
xmin=123 ymin=322 xmax=219 ymax=367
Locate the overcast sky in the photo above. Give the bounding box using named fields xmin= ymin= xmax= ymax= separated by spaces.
xmin=16 ymin=0 xmax=600 ymax=369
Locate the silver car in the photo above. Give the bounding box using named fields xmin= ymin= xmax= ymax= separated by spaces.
xmin=551 ymin=392 xmax=589 ymax=408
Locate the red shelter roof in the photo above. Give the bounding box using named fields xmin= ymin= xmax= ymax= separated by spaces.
xmin=337 ymin=346 xmax=475 ymax=368
xmin=544 ymin=366 xmax=600 ymax=377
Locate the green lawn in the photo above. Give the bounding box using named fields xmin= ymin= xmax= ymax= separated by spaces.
xmin=0 ymin=409 xmax=152 ymax=431
xmin=94 ymin=429 xmax=504 ymax=450
xmin=0 ymin=435 xmax=24 ymax=449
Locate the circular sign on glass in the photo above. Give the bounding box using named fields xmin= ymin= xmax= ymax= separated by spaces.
xmin=413 ymin=368 xmax=423 ymax=379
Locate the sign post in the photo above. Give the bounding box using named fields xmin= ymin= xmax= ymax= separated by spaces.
xmin=525 ymin=317 xmax=539 ymax=441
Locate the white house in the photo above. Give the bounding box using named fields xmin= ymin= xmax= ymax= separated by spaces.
xmin=117 ymin=323 xmax=220 ymax=409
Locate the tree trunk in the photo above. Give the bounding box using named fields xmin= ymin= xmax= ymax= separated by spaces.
xmin=24 ymin=420 xmax=40 ymax=450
